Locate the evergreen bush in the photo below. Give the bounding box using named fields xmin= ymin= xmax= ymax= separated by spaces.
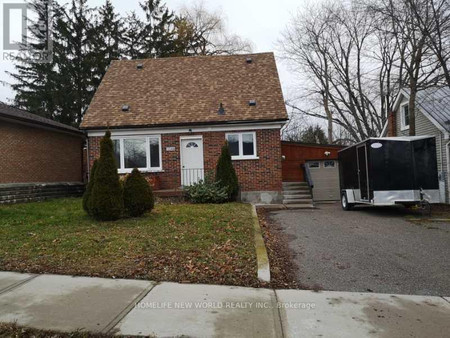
xmin=82 ymin=159 xmax=98 ymax=215
xmin=185 ymin=173 xmax=229 ymax=203
xmin=90 ymin=131 xmax=124 ymax=221
xmin=123 ymin=168 xmax=155 ymax=217
xmin=215 ymin=141 xmax=239 ymax=200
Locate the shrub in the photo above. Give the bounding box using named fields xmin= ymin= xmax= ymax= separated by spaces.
xmin=82 ymin=159 xmax=98 ymax=215
xmin=90 ymin=131 xmax=124 ymax=221
xmin=185 ymin=173 xmax=229 ymax=203
xmin=123 ymin=168 xmax=155 ymax=217
xmin=215 ymin=141 xmax=239 ymax=201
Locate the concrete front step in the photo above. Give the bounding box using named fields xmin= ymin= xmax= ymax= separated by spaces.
xmin=283 ymin=194 xmax=312 ymax=200
xmin=282 ymin=182 xmax=308 ymax=188
xmin=283 ymin=199 xmax=313 ymax=204
xmin=283 ymin=188 xmax=310 ymax=194
xmin=283 ymin=181 xmax=308 ymax=185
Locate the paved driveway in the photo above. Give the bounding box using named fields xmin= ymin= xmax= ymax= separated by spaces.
xmin=270 ymin=204 xmax=450 ymax=296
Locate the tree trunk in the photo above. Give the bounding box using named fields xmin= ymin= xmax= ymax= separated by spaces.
xmin=322 ymin=90 xmax=333 ymax=143
xmin=408 ymin=80 xmax=417 ymax=136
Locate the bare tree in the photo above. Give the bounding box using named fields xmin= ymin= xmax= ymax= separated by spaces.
xmin=280 ymin=1 xmax=387 ymax=142
xmin=368 ymin=0 xmax=443 ymax=135
xmin=281 ymin=0 xmax=447 ymax=141
xmin=174 ymin=1 xmax=252 ymax=56
xmin=406 ymin=0 xmax=450 ymax=88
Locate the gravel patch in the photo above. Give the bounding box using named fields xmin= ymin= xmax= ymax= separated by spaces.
xmin=270 ymin=203 xmax=450 ymax=296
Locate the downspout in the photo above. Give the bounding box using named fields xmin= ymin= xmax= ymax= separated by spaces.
xmin=86 ymin=135 xmax=90 ymax=181
xmin=446 ymin=138 xmax=450 ymax=204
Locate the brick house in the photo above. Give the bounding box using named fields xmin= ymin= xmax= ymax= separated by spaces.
xmin=381 ymin=87 xmax=450 ymax=203
xmin=80 ymin=53 xmax=288 ymax=203
xmin=0 ymin=103 xmax=86 ymax=203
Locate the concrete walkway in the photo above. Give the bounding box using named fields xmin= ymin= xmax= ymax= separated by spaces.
xmin=0 ymin=272 xmax=449 ymax=337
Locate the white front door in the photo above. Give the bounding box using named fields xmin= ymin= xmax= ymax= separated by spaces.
xmin=180 ymin=137 xmax=204 ymax=186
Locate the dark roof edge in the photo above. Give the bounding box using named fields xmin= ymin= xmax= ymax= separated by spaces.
xmin=0 ymin=109 xmax=85 ymax=137
xmin=80 ymin=118 xmax=288 ymax=131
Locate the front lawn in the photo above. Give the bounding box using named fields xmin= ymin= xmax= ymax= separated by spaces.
xmin=0 ymin=198 xmax=257 ymax=286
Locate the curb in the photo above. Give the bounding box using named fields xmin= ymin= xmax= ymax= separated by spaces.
xmin=251 ymin=204 xmax=271 ymax=283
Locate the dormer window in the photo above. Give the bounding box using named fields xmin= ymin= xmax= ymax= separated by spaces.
xmin=401 ymin=103 xmax=409 ymax=130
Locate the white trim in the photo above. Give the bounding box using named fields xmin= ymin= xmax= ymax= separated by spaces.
xmin=400 ymin=102 xmax=410 ymax=131
xmin=111 ymin=135 xmax=162 ymax=174
xmin=446 ymin=140 xmax=450 ymax=204
xmin=391 ymin=89 xmax=448 ymax=135
xmin=86 ymin=121 xmax=285 ymax=137
xmin=179 ymin=135 xmax=203 ymax=140
xmin=226 ymin=131 xmax=258 ymax=160
xmin=392 ymin=89 xmax=409 ymax=112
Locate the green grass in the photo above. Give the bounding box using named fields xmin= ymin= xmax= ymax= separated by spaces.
xmin=0 ymin=198 xmax=257 ymax=286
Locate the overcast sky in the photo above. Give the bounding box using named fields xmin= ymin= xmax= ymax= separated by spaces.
xmin=0 ymin=0 xmax=306 ymax=104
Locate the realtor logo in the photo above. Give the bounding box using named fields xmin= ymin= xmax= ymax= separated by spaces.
xmin=1 ymin=0 xmax=53 ymax=63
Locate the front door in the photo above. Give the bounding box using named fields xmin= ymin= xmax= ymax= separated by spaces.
xmin=180 ymin=137 xmax=204 ymax=186
xmin=357 ymin=145 xmax=369 ymax=200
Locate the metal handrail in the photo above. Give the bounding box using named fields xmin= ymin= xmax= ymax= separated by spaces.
xmin=181 ymin=168 xmax=205 ymax=186
xmin=302 ymin=164 xmax=314 ymax=189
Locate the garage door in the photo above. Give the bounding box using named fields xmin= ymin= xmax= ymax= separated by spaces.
xmin=307 ymin=160 xmax=340 ymax=201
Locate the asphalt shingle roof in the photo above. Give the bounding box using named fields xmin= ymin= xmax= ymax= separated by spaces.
xmin=80 ymin=52 xmax=288 ymax=129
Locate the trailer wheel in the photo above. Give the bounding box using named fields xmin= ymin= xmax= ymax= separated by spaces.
xmin=341 ymin=192 xmax=354 ymax=211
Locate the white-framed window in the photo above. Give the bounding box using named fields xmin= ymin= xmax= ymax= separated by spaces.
xmin=308 ymin=161 xmax=320 ymax=169
xmin=400 ymin=103 xmax=410 ymax=130
xmin=225 ymin=132 xmax=258 ymax=160
xmin=324 ymin=160 xmax=335 ymax=168
xmin=112 ymin=136 xmax=162 ymax=173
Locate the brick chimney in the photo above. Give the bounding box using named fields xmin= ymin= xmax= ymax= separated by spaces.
xmin=387 ymin=111 xmax=396 ymax=137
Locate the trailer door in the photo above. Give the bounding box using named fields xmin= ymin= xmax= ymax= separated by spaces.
xmin=357 ymin=145 xmax=369 ymax=201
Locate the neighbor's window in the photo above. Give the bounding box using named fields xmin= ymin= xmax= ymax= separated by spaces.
xmin=226 ymin=132 xmax=257 ymax=159
xmin=401 ymin=104 xmax=410 ymax=130
xmin=112 ymin=136 xmax=162 ymax=173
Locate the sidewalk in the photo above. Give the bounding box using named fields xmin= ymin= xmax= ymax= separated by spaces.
xmin=0 ymin=272 xmax=449 ymax=337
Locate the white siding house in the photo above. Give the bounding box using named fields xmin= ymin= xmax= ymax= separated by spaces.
xmin=382 ymin=87 xmax=450 ymax=203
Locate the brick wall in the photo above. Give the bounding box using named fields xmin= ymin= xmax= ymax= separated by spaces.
xmin=88 ymin=128 xmax=282 ymax=192
xmin=0 ymin=120 xmax=85 ymax=184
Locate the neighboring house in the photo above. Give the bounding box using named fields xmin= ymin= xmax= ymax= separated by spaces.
xmin=80 ymin=53 xmax=288 ymax=204
xmin=381 ymin=87 xmax=450 ymax=203
xmin=0 ymin=103 xmax=86 ymax=203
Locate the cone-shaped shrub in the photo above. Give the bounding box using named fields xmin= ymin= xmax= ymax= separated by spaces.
xmin=215 ymin=141 xmax=239 ymax=201
xmin=90 ymin=131 xmax=124 ymax=221
xmin=82 ymin=159 xmax=98 ymax=215
xmin=123 ymin=168 xmax=155 ymax=217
